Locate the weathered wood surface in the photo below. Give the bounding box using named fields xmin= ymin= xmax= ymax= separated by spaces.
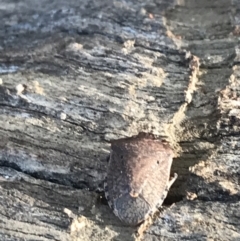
xmin=0 ymin=0 xmax=239 ymax=240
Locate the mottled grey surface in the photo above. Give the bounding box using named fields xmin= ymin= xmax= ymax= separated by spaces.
xmin=0 ymin=0 xmax=240 ymax=240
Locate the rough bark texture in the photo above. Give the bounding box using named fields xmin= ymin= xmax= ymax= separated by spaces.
xmin=0 ymin=0 xmax=239 ymax=240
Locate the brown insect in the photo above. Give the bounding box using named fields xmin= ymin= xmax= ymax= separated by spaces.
xmin=104 ymin=133 xmax=177 ymax=226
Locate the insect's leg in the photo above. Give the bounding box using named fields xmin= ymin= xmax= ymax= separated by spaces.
xmin=156 ymin=173 xmax=178 ymax=208
xmin=166 ymin=173 xmax=178 ymax=191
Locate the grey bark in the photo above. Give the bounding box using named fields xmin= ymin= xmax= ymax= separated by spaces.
xmin=0 ymin=0 xmax=239 ymax=240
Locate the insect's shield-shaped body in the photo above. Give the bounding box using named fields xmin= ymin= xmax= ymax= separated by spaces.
xmin=104 ymin=133 xmax=177 ymax=225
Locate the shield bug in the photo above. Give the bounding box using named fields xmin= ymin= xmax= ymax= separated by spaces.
xmin=104 ymin=133 xmax=177 ymax=225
